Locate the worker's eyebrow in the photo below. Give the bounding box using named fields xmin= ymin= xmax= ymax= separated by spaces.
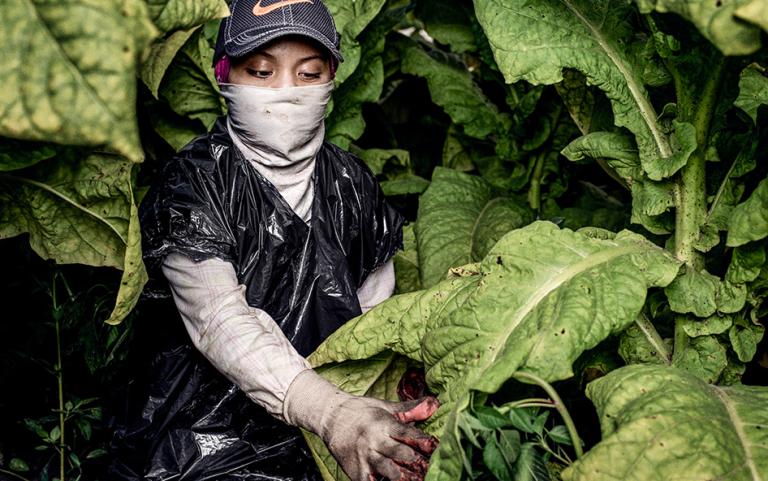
xmin=299 ymin=54 xmax=326 ymax=63
xmin=250 ymin=51 xmax=276 ymax=60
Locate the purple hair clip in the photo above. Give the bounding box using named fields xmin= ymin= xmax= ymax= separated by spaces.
xmin=215 ymin=55 xmax=231 ymax=84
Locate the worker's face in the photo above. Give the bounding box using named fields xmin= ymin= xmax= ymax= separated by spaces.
xmin=228 ymin=36 xmax=332 ymax=88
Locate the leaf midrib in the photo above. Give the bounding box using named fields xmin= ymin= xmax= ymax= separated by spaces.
xmin=712 ymin=386 xmax=763 ymax=481
xmin=2 ymin=174 xmax=126 ymax=244
xmin=481 ymin=242 xmax=645 ymax=379
xmin=560 ymin=0 xmax=672 ymax=159
xmin=468 ymin=197 xmax=505 ymax=261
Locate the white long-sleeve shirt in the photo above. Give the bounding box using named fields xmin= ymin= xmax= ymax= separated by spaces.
xmin=162 ymin=242 xmax=395 ymax=421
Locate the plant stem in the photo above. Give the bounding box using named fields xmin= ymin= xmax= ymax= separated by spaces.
xmin=52 ymin=277 xmax=66 ymax=481
xmin=497 ymin=398 xmax=553 ymax=413
xmin=528 ymin=153 xmax=546 ymax=213
xmin=670 ymin=54 xmax=726 ymax=358
xmin=513 ymin=372 xmax=583 ymax=458
xmin=673 ymin=58 xmax=725 ymax=269
xmin=0 ymin=468 xmax=33 ymax=481
xmin=538 ymin=437 xmax=572 ymax=466
xmin=635 ymin=313 xmax=671 ymax=365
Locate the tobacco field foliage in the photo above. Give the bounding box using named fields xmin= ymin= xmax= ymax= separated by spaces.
xmin=1 ymin=0 xmax=767 ymax=480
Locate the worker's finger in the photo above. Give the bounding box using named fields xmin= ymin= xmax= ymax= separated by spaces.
xmin=389 ymin=422 xmax=439 ymax=456
xmin=376 ymin=442 xmax=428 ymax=476
xmin=391 ymin=397 xmax=439 ymax=423
xmin=370 ymin=454 xmax=427 ymax=481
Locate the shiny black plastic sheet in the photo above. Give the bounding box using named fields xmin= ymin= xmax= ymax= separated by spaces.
xmin=107 ymin=118 xmax=404 ymax=480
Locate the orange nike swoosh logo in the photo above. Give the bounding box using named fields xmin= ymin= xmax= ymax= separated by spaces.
xmin=252 ymin=0 xmax=314 ymax=16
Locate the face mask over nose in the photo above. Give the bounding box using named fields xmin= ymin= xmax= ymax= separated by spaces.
xmin=220 ymin=81 xmax=333 ymax=167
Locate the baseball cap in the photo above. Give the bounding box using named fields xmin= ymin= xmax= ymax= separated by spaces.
xmin=213 ymin=0 xmax=344 ymax=67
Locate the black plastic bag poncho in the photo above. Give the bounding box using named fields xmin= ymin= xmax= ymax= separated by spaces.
xmin=107 ymin=118 xmax=404 ymax=480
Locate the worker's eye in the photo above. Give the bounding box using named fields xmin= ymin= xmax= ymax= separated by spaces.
xmin=299 ymin=71 xmax=322 ymax=80
xmin=246 ymin=68 xmax=272 ymax=79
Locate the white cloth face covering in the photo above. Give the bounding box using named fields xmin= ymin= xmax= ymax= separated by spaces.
xmin=221 ymin=82 xmax=334 ymax=222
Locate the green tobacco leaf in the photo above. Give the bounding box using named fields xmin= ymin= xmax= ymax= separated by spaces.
xmin=514 ymin=443 xmax=551 ymax=481
xmin=735 ymin=0 xmax=768 ymax=33
xmin=442 ymin=134 xmax=476 ymax=172
xmin=729 ymin=319 xmax=766 ymax=362
xmin=310 ymin=221 xmax=681 ymax=481
xmin=394 ymin=224 xmax=421 ymax=294
xmin=106 ymin=189 xmax=148 ymax=325
xmin=0 ymin=139 xmax=57 ymax=172
xmin=618 ymin=323 xmax=671 ymax=365
xmin=718 ymin=280 xmax=747 ymax=314
xmin=416 ymin=0 xmax=478 ymax=53
xmin=0 ymin=153 xmax=147 ymax=324
xmin=672 ymin=334 xmax=728 ymax=383
xmin=160 ymin=28 xmax=225 ymax=130
xmin=149 ymin=106 xmax=206 ymax=152
xmin=679 ymin=314 xmax=734 ymax=337
xmin=326 ymin=56 xmax=383 ymax=149
xmin=555 ymin=69 xmax=616 ymax=136
xmin=400 ymin=44 xmax=506 ymax=139
xmin=735 ymin=66 xmax=768 ymax=124
xmin=665 ymin=267 xmax=719 ymax=317
xmin=561 ymin=132 xmax=642 ymax=183
xmin=728 ymin=178 xmax=768 ymax=247
xmin=145 ymin=0 xmax=228 ymax=32
xmin=635 ymin=0 xmax=763 ymax=56
xmin=141 ymin=27 xmax=199 ymax=99
xmin=473 ymin=0 xmax=677 ymax=183
xmin=0 ymin=0 xmax=157 ymax=162
xmin=630 ymin=180 xmax=675 ymax=234
xmin=727 ymin=243 xmax=767 ymax=284
xmin=562 ymin=364 xmax=768 ymax=481
xmin=355 ymin=148 xmax=411 ymax=175
xmin=415 ymin=167 xmax=534 ymax=288
xmin=646 ymin=120 xmax=696 ymax=181
xmin=325 ymin=0 xmax=387 ymax=83
xmin=380 ymin=176 xmax=431 ymax=197
xmin=325 ymin=12 xmax=389 ymax=149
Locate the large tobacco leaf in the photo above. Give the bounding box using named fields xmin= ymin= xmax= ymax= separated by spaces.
xmin=140 ymin=27 xmax=199 ymax=99
xmin=415 ymin=167 xmax=534 ymax=288
xmin=472 ymin=0 xmax=696 ymax=184
xmin=634 ymin=0 xmax=764 ymax=56
xmin=325 ymin=0 xmax=408 ymax=148
xmin=310 ymin=221 xmax=681 ymax=481
xmin=145 ymin=0 xmax=229 ymax=33
xmin=562 ymin=364 xmax=768 ymax=481
xmin=159 ymin=28 xmax=225 ymax=131
xmin=399 ymin=43 xmax=507 ymax=139
xmin=0 ymin=153 xmax=147 ymax=324
xmin=0 ymin=0 xmax=157 ymax=162
xmin=325 ymin=0 xmax=387 ymax=83
xmin=735 ymin=0 xmax=768 ymax=33
xmin=415 ymin=0 xmax=478 ymax=54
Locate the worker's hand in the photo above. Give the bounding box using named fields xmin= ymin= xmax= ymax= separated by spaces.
xmin=283 ymin=369 xmax=439 ymax=481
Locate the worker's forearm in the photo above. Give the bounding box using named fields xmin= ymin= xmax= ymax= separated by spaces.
xmin=162 ymin=253 xmax=311 ymax=420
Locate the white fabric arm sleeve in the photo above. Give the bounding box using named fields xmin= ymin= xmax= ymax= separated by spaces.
xmin=161 ymin=252 xmax=311 ymax=420
xmin=356 ymin=259 xmax=395 ymax=313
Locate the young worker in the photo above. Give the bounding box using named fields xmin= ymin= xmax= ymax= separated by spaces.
xmin=109 ymin=1 xmax=438 ymax=480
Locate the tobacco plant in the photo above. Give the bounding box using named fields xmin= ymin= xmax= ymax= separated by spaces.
xmin=1 ymin=1 xmax=767 ymax=481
